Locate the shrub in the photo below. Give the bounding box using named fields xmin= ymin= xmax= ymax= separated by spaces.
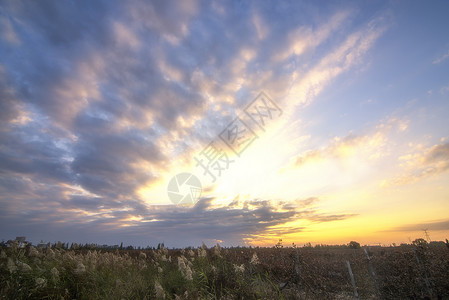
xmin=348 ymin=241 xmax=361 ymax=249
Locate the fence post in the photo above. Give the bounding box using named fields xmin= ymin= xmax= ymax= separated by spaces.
xmin=295 ymin=248 xmax=301 ymax=289
xmin=346 ymin=260 xmax=359 ymax=300
xmin=364 ymin=248 xmax=380 ymax=297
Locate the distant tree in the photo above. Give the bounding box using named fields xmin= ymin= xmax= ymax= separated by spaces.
xmin=412 ymin=238 xmax=428 ymax=248
xmin=348 ymin=241 xmax=361 ymax=249
xmin=275 ymin=239 xmax=283 ymax=248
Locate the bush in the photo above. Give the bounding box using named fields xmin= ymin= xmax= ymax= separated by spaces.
xmin=348 ymin=241 xmax=361 ymax=249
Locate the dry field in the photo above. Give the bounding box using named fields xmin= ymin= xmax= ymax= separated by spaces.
xmin=1 ymin=241 xmax=449 ymax=299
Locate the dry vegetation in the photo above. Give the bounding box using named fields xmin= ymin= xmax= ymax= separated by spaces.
xmin=1 ymin=240 xmax=449 ymax=299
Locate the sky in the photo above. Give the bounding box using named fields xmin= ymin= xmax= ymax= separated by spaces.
xmin=1 ymin=0 xmax=448 ymax=248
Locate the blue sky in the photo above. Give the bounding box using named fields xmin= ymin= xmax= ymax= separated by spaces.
xmin=1 ymin=0 xmax=448 ymax=247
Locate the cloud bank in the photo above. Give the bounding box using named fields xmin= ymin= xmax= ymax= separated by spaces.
xmin=0 ymin=0 xmax=389 ymax=246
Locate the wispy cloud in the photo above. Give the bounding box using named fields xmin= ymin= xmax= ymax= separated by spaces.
xmin=0 ymin=15 xmax=20 ymax=45
xmin=432 ymin=50 xmax=449 ymax=64
xmin=272 ymin=10 xmax=351 ymax=62
xmin=384 ymin=219 xmax=449 ymax=232
xmin=291 ymin=116 xmax=408 ymax=169
xmin=294 ymin=132 xmax=386 ymax=168
xmin=283 ymin=14 xmax=388 ymax=111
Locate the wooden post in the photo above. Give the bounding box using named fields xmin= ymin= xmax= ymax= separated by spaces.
xmin=346 ymin=260 xmax=359 ymax=300
xmin=295 ymin=248 xmax=301 ymax=289
xmin=364 ymin=248 xmax=380 ymax=297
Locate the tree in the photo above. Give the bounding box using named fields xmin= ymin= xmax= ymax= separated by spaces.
xmin=412 ymin=238 xmax=428 ymax=248
xmin=275 ymin=239 xmax=283 ymax=248
xmin=348 ymin=241 xmax=361 ymax=249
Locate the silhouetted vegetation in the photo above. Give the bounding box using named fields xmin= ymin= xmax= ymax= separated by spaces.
xmin=1 ymin=240 xmax=449 ymax=299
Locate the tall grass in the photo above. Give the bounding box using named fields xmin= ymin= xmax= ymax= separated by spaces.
xmin=1 ymin=242 xmax=449 ymax=299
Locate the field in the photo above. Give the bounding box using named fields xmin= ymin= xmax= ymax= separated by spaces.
xmin=1 ymin=241 xmax=449 ymax=299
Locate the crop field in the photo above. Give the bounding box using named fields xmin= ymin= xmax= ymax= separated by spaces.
xmin=1 ymin=241 xmax=449 ymax=299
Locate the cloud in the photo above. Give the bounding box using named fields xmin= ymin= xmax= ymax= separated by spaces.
xmin=0 ymin=65 xmax=22 ymax=125
xmin=272 ymin=10 xmax=350 ymax=62
xmin=280 ymin=13 xmax=388 ymax=113
xmin=295 ymin=197 xmax=320 ymax=208
xmin=306 ymin=213 xmax=358 ymax=223
xmin=252 ymin=12 xmax=269 ymax=40
xmin=0 ymin=0 xmax=387 ymax=246
xmin=0 ymin=15 xmax=20 ymax=44
xmin=424 ymin=142 xmax=449 ymax=164
xmin=432 ymin=50 xmax=449 ymax=64
xmin=287 ymin=115 xmax=413 ymax=173
xmin=127 ymin=0 xmax=199 ymax=45
xmin=293 ymin=131 xmax=387 ymax=168
xmin=0 ymin=119 xmax=73 ymax=184
xmin=384 ymin=219 xmax=449 ymax=232
xmin=440 ymin=85 xmax=449 ymax=95
xmin=71 ymin=131 xmax=164 ymax=197
xmin=0 ymin=192 xmax=356 ymax=246
xmin=386 ymin=142 xmax=449 ymax=186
